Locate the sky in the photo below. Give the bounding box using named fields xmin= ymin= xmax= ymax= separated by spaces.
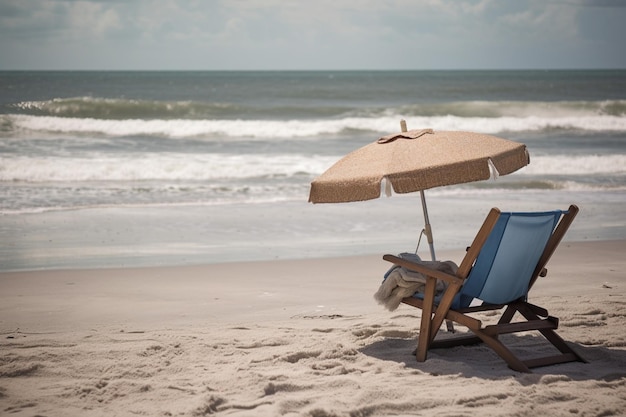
xmin=1 ymin=0 xmax=625 ymax=71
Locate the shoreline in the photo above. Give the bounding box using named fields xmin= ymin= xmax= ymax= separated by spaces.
xmin=3 ymin=192 xmax=625 ymax=273
xmin=1 ymin=239 xmax=623 ymax=331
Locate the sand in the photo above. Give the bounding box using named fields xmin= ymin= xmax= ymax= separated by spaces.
xmin=1 ymin=240 xmax=625 ymax=416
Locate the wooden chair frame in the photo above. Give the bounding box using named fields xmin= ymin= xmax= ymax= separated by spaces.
xmin=383 ymin=205 xmax=587 ymax=372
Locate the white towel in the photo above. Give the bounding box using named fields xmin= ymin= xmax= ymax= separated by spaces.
xmin=374 ymin=254 xmax=458 ymax=311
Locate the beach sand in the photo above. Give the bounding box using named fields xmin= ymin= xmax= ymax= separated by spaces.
xmin=1 ymin=240 xmax=625 ymax=416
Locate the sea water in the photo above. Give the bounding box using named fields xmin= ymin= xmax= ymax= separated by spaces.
xmin=1 ymin=70 xmax=625 ymax=271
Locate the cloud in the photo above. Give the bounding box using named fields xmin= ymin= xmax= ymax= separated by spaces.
xmin=66 ymin=1 xmax=123 ymax=36
xmin=575 ymin=0 xmax=626 ymax=6
xmin=0 ymin=0 xmax=624 ymax=69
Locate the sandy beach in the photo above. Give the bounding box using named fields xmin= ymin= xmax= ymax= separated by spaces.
xmin=1 ymin=240 xmax=625 ymax=416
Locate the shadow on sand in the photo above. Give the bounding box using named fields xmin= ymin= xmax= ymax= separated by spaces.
xmin=360 ymin=333 xmax=626 ymax=383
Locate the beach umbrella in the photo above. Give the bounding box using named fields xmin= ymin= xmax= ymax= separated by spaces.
xmin=308 ymin=121 xmax=529 ymax=261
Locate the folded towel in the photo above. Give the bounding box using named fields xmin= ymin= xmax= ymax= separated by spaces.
xmin=374 ymin=253 xmax=458 ymax=311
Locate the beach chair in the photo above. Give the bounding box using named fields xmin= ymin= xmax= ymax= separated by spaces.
xmin=383 ymin=205 xmax=586 ymax=372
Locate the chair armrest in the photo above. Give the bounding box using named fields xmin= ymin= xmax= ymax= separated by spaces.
xmin=382 ymin=254 xmax=464 ymax=286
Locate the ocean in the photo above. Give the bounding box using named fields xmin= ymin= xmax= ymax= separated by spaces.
xmin=1 ymin=70 xmax=625 ymax=271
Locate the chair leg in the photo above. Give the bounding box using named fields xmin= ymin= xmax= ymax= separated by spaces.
xmin=473 ymin=331 xmax=532 ymax=373
xmin=430 ymin=302 xmax=585 ymax=371
xmin=515 ymin=303 xmax=588 ymax=364
xmin=498 ymin=304 xmax=518 ymax=325
xmin=415 ymin=278 xmax=438 ymax=362
xmin=480 ymin=302 xmax=586 ymax=370
xmin=445 ymin=320 xmax=455 ymax=332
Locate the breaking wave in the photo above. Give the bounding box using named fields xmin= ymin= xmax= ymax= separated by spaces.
xmin=3 ymin=113 xmax=626 ymax=139
xmin=1 ymin=153 xmax=623 ymax=183
xmin=10 ymin=97 xmax=626 ymax=119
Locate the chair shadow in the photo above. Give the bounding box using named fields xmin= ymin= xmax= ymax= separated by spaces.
xmin=359 ymin=333 xmax=626 ymax=383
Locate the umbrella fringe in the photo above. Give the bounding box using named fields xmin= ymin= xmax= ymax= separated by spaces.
xmin=488 ymin=158 xmax=500 ymax=180
xmin=383 ymin=177 xmax=393 ymax=197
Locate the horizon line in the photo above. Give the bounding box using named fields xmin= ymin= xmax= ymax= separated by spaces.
xmin=1 ymin=67 xmax=625 ymax=72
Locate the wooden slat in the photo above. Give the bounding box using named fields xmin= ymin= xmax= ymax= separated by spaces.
xmin=520 ymin=302 xmax=549 ymax=318
xmin=528 ymin=204 xmax=579 ymax=289
xmin=498 ymin=304 xmax=518 ymax=325
xmin=429 ymin=283 xmax=462 ymax=342
xmin=431 ymin=334 xmax=483 ymax=349
xmin=401 ymin=297 xmax=424 ymax=309
xmin=382 ymin=254 xmax=464 ymax=286
xmin=456 ymin=208 xmax=502 ymax=278
xmin=484 ymin=318 xmax=558 ymax=336
xmin=444 ymin=306 xmax=483 ymax=330
xmin=401 ymin=298 xmax=483 ymax=330
xmin=472 ymin=330 xmax=531 ymax=373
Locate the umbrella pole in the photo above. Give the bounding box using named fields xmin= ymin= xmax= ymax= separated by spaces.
xmin=421 ymin=189 xmax=455 ymax=332
xmin=420 ymin=190 xmax=436 ymax=261
xmin=406 ymin=126 xmax=452 ymax=333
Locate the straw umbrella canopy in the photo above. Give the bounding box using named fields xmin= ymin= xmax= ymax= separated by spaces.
xmin=308 ymin=122 xmax=529 ymax=260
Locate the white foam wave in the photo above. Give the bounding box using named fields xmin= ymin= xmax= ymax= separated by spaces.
xmin=6 ymin=113 xmax=626 ymax=138
xmin=520 ymin=155 xmax=626 ymax=175
xmin=398 ymin=100 xmax=626 ymax=118
xmin=2 ymin=153 xmax=623 ymax=184
xmin=425 ymin=182 xmax=626 ymax=198
xmin=0 ymin=153 xmax=339 ymax=182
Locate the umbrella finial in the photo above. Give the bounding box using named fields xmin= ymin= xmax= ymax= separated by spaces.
xmin=400 ymin=119 xmax=407 ymax=133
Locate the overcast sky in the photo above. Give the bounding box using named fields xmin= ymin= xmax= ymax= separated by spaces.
xmin=1 ymin=0 xmax=625 ymax=71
